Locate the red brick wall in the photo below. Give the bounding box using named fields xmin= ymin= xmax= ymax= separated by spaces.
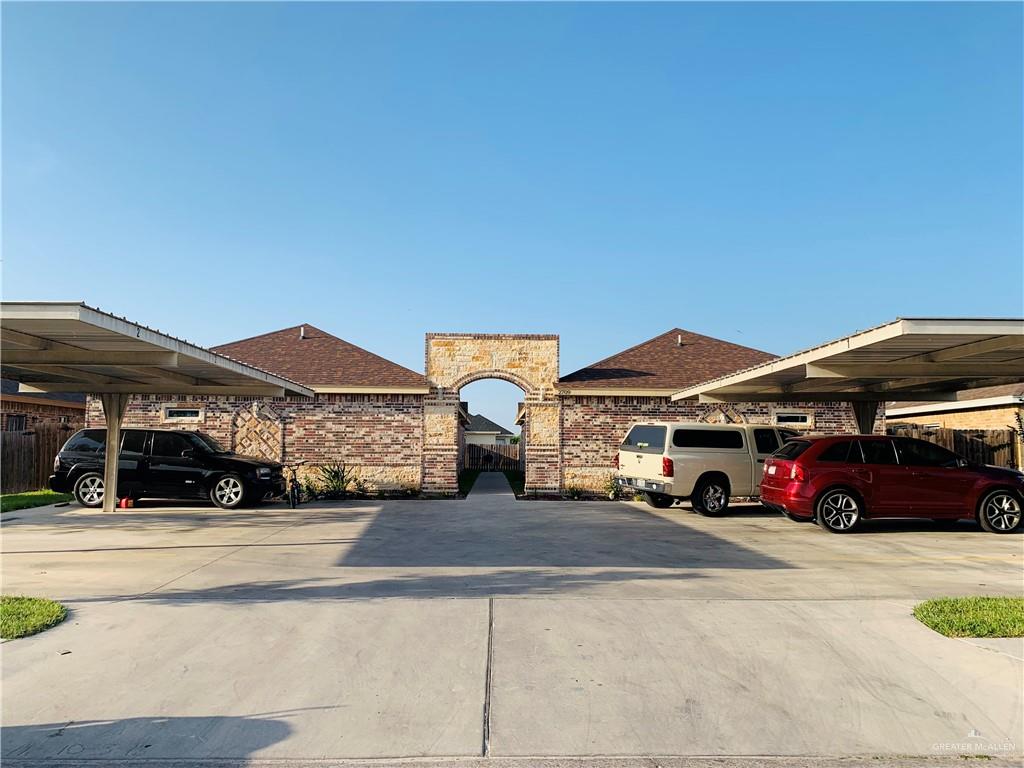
xmin=87 ymin=393 xmax=424 ymax=490
xmin=2 ymin=399 xmax=85 ymax=431
xmin=559 ymin=395 xmax=885 ymax=491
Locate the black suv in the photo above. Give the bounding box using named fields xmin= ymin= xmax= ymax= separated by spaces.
xmin=50 ymin=428 xmax=285 ymax=509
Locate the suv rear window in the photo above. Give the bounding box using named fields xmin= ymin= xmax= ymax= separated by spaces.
xmin=672 ymin=429 xmax=744 ymax=449
xmin=62 ymin=429 xmax=105 ymax=453
xmin=816 ymin=440 xmax=861 ymax=463
xmin=621 ymin=425 xmax=667 ymax=454
xmin=773 ymin=440 xmax=810 ymax=460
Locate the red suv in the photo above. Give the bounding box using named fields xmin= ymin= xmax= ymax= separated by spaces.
xmin=762 ymin=435 xmax=1024 ymax=534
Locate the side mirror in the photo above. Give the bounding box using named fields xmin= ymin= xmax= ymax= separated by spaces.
xmin=181 ymin=448 xmax=195 ymax=458
xmin=957 ymin=458 xmax=970 ymax=468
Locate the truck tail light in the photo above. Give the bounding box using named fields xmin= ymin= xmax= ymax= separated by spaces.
xmin=662 ymin=457 xmax=674 ymax=477
xmin=613 ymin=453 xmax=619 ymax=469
xmin=790 ymin=463 xmax=807 ymax=482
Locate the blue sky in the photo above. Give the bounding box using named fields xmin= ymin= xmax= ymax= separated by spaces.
xmin=3 ymin=2 xmax=1022 ymax=431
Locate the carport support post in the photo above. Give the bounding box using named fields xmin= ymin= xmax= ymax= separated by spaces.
xmin=100 ymin=393 xmax=129 ymax=513
xmin=852 ymin=400 xmax=880 ymax=435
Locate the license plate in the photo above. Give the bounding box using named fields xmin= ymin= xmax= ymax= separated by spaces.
xmin=767 ymin=465 xmax=777 ymax=475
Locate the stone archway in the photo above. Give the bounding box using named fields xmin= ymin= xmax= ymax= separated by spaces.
xmin=423 ymin=333 xmax=560 ymax=494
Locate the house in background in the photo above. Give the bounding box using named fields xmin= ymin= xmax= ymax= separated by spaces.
xmin=885 ymin=383 xmax=1024 ymax=433
xmin=1 ymin=378 xmax=85 ymax=432
xmin=886 ymin=383 xmax=1024 ymax=468
xmin=464 ymin=413 xmax=516 ymax=446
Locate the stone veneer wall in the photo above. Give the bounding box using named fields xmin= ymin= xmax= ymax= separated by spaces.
xmin=560 ymin=395 xmax=886 ymax=492
xmin=423 ymin=333 xmax=560 ymax=494
xmin=86 ymin=393 xmax=424 ymax=490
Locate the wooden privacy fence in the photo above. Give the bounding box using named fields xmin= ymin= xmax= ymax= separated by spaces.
xmin=464 ymin=443 xmax=522 ymax=471
xmin=1 ymin=423 xmax=74 ymax=494
xmin=886 ymin=423 xmax=1019 ymax=468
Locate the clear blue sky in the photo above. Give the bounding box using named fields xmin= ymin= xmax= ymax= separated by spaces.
xmin=3 ymin=2 xmax=1022 ymax=431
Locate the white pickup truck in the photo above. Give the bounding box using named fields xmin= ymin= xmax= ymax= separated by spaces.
xmin=615 ymin=422 xmax=799 ymax=514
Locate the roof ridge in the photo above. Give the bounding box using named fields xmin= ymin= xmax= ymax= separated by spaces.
xmin=560 ymin=328 xmax=683 ymax=377
xmin=211 ymin=323 xmax=311 ymax=350
xmin=560 ymin=327 xmax=774 ymax=381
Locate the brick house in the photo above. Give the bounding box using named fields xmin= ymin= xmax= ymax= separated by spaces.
xmin=2 ymin=378 xmax=85 ymax=432
xmin=556 ymin=329 xmax=881 ymax=490
xmin=86 ymin=325 xmax=430 ymax=490
xmin=87 ymin=325 xmax=882 ymax=493
xmin=885 ymin=383 xmax=1024 ymax=469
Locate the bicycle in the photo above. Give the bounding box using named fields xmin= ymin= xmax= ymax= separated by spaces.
xmin=282 ymin=460 xmax=306 ymax=508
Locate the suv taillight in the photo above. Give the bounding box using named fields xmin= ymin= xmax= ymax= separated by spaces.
xmin=662 ymin=456 xmax=674 ymax=477
xmin=790 ymin=463 xmax=807 ymax=482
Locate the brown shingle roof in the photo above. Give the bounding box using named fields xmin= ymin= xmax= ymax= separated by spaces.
xmin=558 ymin=328 xmax=776 ymax=391
xmin=211 ymin=325 xmax=427 ymax=389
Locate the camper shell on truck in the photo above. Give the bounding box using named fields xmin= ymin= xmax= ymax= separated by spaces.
xmin=615 ymin=422 xmax=800 ymax=514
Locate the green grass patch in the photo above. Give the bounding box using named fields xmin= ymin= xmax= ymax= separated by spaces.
xmin=503 ymin=470 xmax=525 ymax=496
xmin=458 ymin=469 xmax=481 ymax=496
xmin=1 ymin=490 xmax=73 ymax=514
xmin=1 ymin=596 xmax=68 ymax=639
xmin=914 ymin=597 xmax=1024 ymax=638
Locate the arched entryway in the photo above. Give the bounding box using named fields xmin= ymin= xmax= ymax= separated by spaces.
xmin=423 ymin=333 xmax=560 ymax=494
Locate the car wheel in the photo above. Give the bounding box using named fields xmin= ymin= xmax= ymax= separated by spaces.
xmin=73 ymin=472 xmax=105 ymax=508
xmin=978 ymin=490 xmax=1023 ymax=534
xmin=692 ymin=477 xmax=730 ymax=516
xmin=644 ymin=492 xmax=674 ymax=509
xmin=211 ymin=474 xmax=247 ymax=510
xmin=816 ymin=489 xmax=861 ymax=533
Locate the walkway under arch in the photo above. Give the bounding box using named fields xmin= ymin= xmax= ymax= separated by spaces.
xmin=423 ymin=333 xmax=560 ymax=494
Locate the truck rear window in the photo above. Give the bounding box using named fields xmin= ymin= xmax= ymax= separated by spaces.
xmin=621 ymin=425 xmax=667 ymax=454
xmin=672 ymin=429 xmax=744 ymax=449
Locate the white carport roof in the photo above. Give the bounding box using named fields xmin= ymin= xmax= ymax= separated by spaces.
xmin=1 ymin=302 xmax=313 ymax=397
xmin=671 ymin=318 xmax=1024 ymax=404
xmin=1 ymin=301 xmax=314 ymax=513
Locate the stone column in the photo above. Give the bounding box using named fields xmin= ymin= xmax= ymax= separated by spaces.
xmin=421 ymin=388 xmax=461 ymax=494
xmin=523 ymin=399 xmax=561 ymax=493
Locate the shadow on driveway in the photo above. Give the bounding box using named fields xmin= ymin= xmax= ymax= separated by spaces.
xmin=1 ymin=712 xmax=293 ymax=761
xmin=337 ymin=499 xmax=792 ymax=569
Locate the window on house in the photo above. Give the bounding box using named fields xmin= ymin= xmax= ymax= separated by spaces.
xmin=162 ymin=405 xmax=204 ymax=423
xmin=772 ymin=410 xmax=814 ymax=429
xmin=6 ymin=415 xmax=27 ymax=431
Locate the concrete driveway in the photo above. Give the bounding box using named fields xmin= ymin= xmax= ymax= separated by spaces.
xmin=2 ymin=471 xmax=1021 ymax=765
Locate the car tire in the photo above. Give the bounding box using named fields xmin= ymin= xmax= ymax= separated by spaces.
xmin=816 ymin=488 xmax=862 ymax=533
xmin=977 ymin=489 xmax=1023 ymax=534
xmin=211 ymin=473 xmax=247 ymax=510
xmin=644 ymin=492 xmax=674 ymax=509
xmin=692 ymin=477 xmax=730 ymax=516
xmin=73 ymin=472 xmax=105 ymax=508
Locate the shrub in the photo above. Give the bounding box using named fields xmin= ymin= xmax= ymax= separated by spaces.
xmin=315 ymin=462 xmax=361 ymax=499
xmin=603 ymin=474 xmax=619 ymax=500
